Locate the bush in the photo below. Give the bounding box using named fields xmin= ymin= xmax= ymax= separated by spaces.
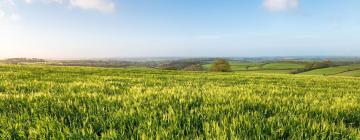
xmin=159 ymin=61 xmax=203 ymax=70
xmin=209 ymin=59 xmax=231 ymax=72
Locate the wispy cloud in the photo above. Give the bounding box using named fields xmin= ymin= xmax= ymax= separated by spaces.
xmin=0 ymin=0 xmax=21 ymax=23
xmin=1 ymin=0 xmax=115 ymax=15
xmin=263 ymin=0 xmax=299 ymax=12
xmin=69 ymin=0 xmax=115 ymax=13
xmin=24 ymin=0 xmax=63 ymax=4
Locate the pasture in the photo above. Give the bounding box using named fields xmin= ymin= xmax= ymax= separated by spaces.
xmin=336 ymin=70 xmax=360 ymax=77
xmin=301 ymin=65 xmax=360 ymax=76
xmin=261 ymin=63 xmax=305 ymax=70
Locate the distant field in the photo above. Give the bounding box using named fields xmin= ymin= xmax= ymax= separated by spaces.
xmin=205 ymin=62 xmax=305 ymax=74
xmin=300 ymin=66 xmax=351 ymax=76
xmin=335 ymin=70 xmax=360 ymax=77
xmin=205 ymin=62 xmax=360 ymax=77
xmin=245 ymin=69 xmax=294 ymax=74
xmin=301 ymin=65 xmax=360 ymax=76
xmin=230 ymin=62 xmax=263 ymax=71
xmin=202 ymin=64 xmax=212 ymax=69
xmin=203 ymin=62 xmax=263 ymax=71
xmin=261 ymin=63 xmax=305 ymax=70
xmin=209 ymin=62 xmax=360 ymax=77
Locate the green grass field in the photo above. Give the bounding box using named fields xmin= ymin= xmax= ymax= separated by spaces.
xmin=229 ymin=62 xmax=263 ymax=71
xmin=202 ymin=64 xmax=212 ymax=69
xmin=300 ymin=66 xmax=351 ymax=76
xmin=300 ymin=65 xmax=360 ymax=76
xmin=1 ymin=65 xmax=360 ymax=139
xmin=203 ymin=62 xmax=263 ymax=71
xmin=335 ymin=70 xmax=360 ymax=77
xmin=261 ymin=63 xmax=306 ymax=70
xmin=205 ymin=62 xmax=306 ymax=73
xmin=245 ymin=69 xmax=295 ymax=74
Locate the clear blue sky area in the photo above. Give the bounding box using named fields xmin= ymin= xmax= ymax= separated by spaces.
xmin=0 ymin=0 xmax=359 ymax=58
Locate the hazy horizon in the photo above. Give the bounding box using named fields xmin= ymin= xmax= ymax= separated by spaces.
xmin=1 ymin=0 xmax=360 ymax=58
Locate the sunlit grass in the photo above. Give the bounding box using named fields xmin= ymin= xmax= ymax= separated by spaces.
xmin=0 ymin=65 xmax=360 ymax=139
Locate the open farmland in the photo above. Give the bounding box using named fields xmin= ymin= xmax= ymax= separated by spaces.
xmin=336 ymin=70 xmax=360 ymax=77
xmin=203 ymin=62 xmax=263 ymax=71
xmin=203 ymin=62 xmax=303 ymax=73
xmin=1 ymin=65 xmax=360 ymax=139
xmin=228 ymin=62 xmax=264 ymax=71
xmin=261 ymin=63 xmax=305 ymax=70
xmin=204 ymin=61 xmax=306 ymax=74
xmin=244 ymin=69 xmax=295 ymax=74
xmin=300 ymin=66 xmax=352 ymax=76
xmin=301 ymin=65 xmax=360 ymax=76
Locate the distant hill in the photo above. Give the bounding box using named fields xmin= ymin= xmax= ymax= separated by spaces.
xmin=3 ymin=58 xmax=46 ymax=64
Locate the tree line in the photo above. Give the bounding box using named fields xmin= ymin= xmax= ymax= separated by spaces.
xmin=159 ymin=58 xmax=232 ymax=72
xmin=291 ymin=60 xmax=335 ymax=74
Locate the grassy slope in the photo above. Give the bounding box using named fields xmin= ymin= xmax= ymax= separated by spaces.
xmin=205 ymin=62 xmax=304 ymax=72
xmin=1 ymin=65 xmax=360 ymax=139
xmin=232 ymin=62 xmax=302 ymax=74
xmin=335 ymin=70 xmax=360 ymax=77
xmin=204 ymin=62 xmax=302 ymax=74
xmin=205 ymin=62 xmax=360 ymax=76
xmin=300 ymin=65 xmax=360 ymax=76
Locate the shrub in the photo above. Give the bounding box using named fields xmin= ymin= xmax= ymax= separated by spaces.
xmin=209 ymin=59 xmax=231 ymax=72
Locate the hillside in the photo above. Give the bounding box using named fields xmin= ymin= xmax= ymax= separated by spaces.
xmin=336 ymin=70 xmax=360 ymax=77
xmin=300 ymin=65 xmax=360 ymax=76
xmin=204 ymin=61 xmax=307 ymax=74
xmin=0 ymin=65 xmax=360 ymax=139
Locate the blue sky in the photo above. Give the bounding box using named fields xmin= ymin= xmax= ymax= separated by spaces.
xmin=0 ymin=0 xmax=360 ymax=58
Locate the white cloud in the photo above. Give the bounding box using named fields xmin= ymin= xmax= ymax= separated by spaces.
xmin=9 ymin=13 xmax=21 ymax=21
xmin=1 ymin=0 xmax=115 ymax=14
xmin=25 ymin=0 xmax=64 ymax=4
xmin=0 ymin=0 xmax=20 ymax=23
xmin=263 ymin=0 xmax=299 ymax=12
xmin=69 ymin=0 xmax=115 ymax=13
xmin=4 ymin=0 xmax=16 ymax=6
xmin=24 ymin=0 xmax=32 ymax=3
xmin=1 ymin=0 xmax=115 ymax=25
xmin=33 ymin=0 xmax=115 ymax=13
xmin=0 ymin=10 xmax=5 ymax=18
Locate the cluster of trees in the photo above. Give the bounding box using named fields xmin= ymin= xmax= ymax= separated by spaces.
xmin=159 ymin=61 xmax=204 ymax=71
xmin=209 ymin=59 xmax=232 ymax=72
xmin=292 ymin=60 xmax=334 ymax=74
xmin=159 ymin=58 xmax=232 ymax=72
xmin=4 ymin=58 xmax=46 ymax=64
